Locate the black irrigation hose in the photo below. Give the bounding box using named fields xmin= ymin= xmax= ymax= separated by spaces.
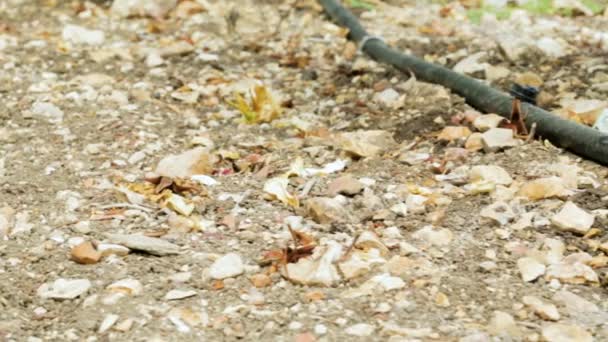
xmin=319 ymin=0 xmax=608 ymax=166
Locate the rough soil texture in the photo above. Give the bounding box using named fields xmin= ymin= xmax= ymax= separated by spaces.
xmin=1 ymin=0 xmax=607 ymax=341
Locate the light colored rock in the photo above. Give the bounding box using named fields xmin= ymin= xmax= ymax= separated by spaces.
xmin=482 ymin=128 xmax=520 ymax=152
xmin=469 ymin=165 xmax=512 ymax=186
xmin=107 ymin=278 xmax=143 ymax=296
xmin=551 ymin=201 xmax=594 ymax=235
xmin=473 ymin=114 xmax=506 ymax=132
xmin=541 ymin=323 xmax=592 ymax=342
xmin=390 ymin=202 xmax=408 ymax=217
xmin=545 ymin=261 xmax=599 ymax=285
xmin=306 ymin=197 xmax=348 ymax=224
xmin=373 ymin=88 xmax=402 ymax=108
xmin=62 ymin=25 xmax=105 ymax=45
xmin=165 ymin=289 xmax=197 ymax=300
xmin=155 ymin=147 xmax=215 ymax=178
xmin=522 ymin=296 xmax=560 ymax=321
xmin=338 ymin=249 xmax=385 ymax=279
xmin=465 ymin=132 xmax=484 ymax=151
xmin=518 ymin=177 xmax=573 ymax=200
xmin=336 ymin=130 xmax=396 ymax=157
xmin=105 ymin=233 xmax=179 ymax=256
xmin=111 ymin=0 xmax=178 ymax=18
xmin=98 ymin=314 xmax=119 ymax=333
xmin=355 ymin=231 xmax=389 ymax=256
xmin=488 ymin=311 xmax=522 ymax=338
xmin=553 ymin=290 xmax=608 ymax=326
xmin=412 ymin=226 xmax=453 ymax=246
xmin=406 ymin=194 xmax=427 ymax=213
xmin=485 ymin=65 xmax=510 ymax=81
xmin=345 ymin=323 xmax=375 ymax=337
xmin=37 ymin=278 xmax=91 ymax=299
xmin=536 ymin=37 xmax=569 ymax=59
xmin=327 ymin=174 xmax=363 ymax=196
xmin=209 ymin=253 xmax=244 ymax=280
xmin=96 ymin=243 xmax=130 ymax=257
xmin=517 ymin=257 xmax=546 ymax=282
xmin=453 ymin=52 xmax=488 ymax=74
xmin=31 ymin=102 xmax=63 ymax=123
xmin=437 ymin=126 xmax=472 ymax=141
xmin=480 ymin=201 xmax=516 ymax=226
xmin=284 ymin=242 xmax=342 ymax=286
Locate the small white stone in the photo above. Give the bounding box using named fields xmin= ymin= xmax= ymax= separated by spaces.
xmin=374 ymin=88 xmax=401 ymax=108
xmin=107 ymin=278 xmax=143 ymax=296
xmin=522 ymin=296 xmax=560 ymax=321
xmin=345 ymin=323 xmax=375 ymax=336
xmin=288 ymin=321 xmax=302 ymax=330
xmin=37 ymin=278 xmax=91 ymax=299
xmin=469 ymin=165 xmax=513 ymax=186
xmin=517 ymin=257 xmax=546 ymax=282
xmin=209 ymin=253 xmax=244 ymax=280
xmin=62 ymin=25 xmax=105 ymax=45
xmin=314 ymin=324 xmax=328 ymax=335
xmin=165 ymin=289 xmax=197 ymax=300
xmin=482 ymin=128 xmax=520 ymax=152
xmin=551 ymin=201 xmax=594 ymax=235
xmin=98 ymin=314 xmax=119 ymax=333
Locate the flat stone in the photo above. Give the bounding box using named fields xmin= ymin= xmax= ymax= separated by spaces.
xmin=165 ymin=289 xmax=197 ymax=300
xmin=209 ymin=253 xmax=244 ymax=280
xmin=305 ymin=197 xmax=348 ymax=224
xmin=345 ymin=323 xmax=375 ymax=337
xmin=551 ymin=201 xmax=594 ymax=235
xmin=482 ymin=128 xmax=520 ymax=152
xmin=70 ymin=241 xmax=102 ymax=265
xmin=541 ymin=323 xmax=592 ymax=342
xmin=37 ymin=278 xmax=91 ymax=299
xmin=545 ymin=261 xmax=599 ymax=285
xmin=469 ymin=165 xmax=512 ymax=186
xmin=517 ymin=257 xmax=546 ymax=282
xmin=327 ymin=174 xmax=363 ymax=196
xmin=522 ymin=296 xmax=560 ymax=321
xmin=473 ymin=114 xmax=506 ymax=132
xmin=105 ymin=233 xmax=179 ymax=256
xmin=518 ymin=177 xmax=573 ymax=201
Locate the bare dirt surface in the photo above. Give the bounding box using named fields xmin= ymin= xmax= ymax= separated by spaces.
xmin=1 ymin=0 xmax=608 ymax=341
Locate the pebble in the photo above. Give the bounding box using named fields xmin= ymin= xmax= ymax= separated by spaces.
xmin=98 ymin=314 xmax=119 ymax=333
xmin=105 ymin=233 xmax=179 ymax=256
xmin=249 ymin=274 xmax=272 ymax=288
xmin=550 ymin=201 xmax=594 ymax=235
xmin=111 ymin=0 xmax=177 ymax=18
xmin=373 ymin=88 xmax=402 ymax=108
xmin=437 ymin=126 xmax=472 ymax=141
xmin=62 ymin=25 xmax=105 ymax=45
xmin=522 ymin=296 xmax=560 ymax=321
xmin=541 ymin=323 xmax=592 ymax=342
xmin=327 ymin=174 xmax=364 ymax=196
xmin=517 ymin=257 xmax=546 ymax=282
xmin=70 ymin=241 xmax=101 ymax=264
xmin=469 ymin=165 xmax=513 ymax=186
xmin=336 ymin=130 xmax=396 ymax=157
xmin=37 ymin=278 xmax=91 ymax=299
xmin=488 ymin=311 xmax=522 ymax=338
xmin=96 ymin=243 xmax=130 ymax=257
xmin=518 ymin=177 xmax=572 ymax=201
xmin=345 ymin=323 xmax=375 ymax=336
xmin=305 ymin=197 xmax=348 ymax=224
xmin=481 ymin=128 xmax=520 ymax=152
xmin=412 ymin=226 xmax=453 ymax=246
xmin=165 ymin=289 xmax=197 ymax=300
xmin=107 ymin=278 xmax=143 ymax=296
xmin=209 ymin=253 xmax=244 ymax=280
